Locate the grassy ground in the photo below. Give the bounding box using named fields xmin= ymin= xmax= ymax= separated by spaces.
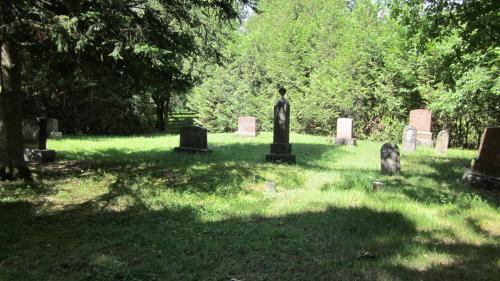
xmin=0 ymin=133 xmax=499 ymax=281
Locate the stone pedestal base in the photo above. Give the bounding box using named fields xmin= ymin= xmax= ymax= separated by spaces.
xmin=174 ymin=147 xmax=213 ymax=154
xmin=50 ymin=132 xmax=63 ymax=139
xmin=463 ymin=168 xmax=500 ymax=188
xmin=266 ymin=143 xmax=295 ymax=164
xmin=266 ymin=153 xmax=296 ymax=164
xmin=335 ymin=137 xmax=357 ymax=146
xmin=416 ymin=139 xmax=434 ymax=148
xmin=24 ymin=149 xmax=56 ymax=163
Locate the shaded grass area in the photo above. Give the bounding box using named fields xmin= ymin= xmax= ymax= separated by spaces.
xmin=0 ymin=133 xmax=499 ymax=281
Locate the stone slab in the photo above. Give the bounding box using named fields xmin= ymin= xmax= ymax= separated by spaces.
xmin=336 ymin=118 xmax=353 ymax=139
xmin=409 ymin=109 xmax=432 ymax=132
xmin=471 ymin=127 xmax=500 ymax=178
xmin=24 ymin=149 xmax=56 ymax=163
xmin=237 ymin=116 xmax=258 ymax=137
xmin=463 ymin=168 xmax=500 ymax=189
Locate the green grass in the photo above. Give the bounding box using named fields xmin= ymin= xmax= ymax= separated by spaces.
xmin=1 ymin=133 xmax=499 ymax=281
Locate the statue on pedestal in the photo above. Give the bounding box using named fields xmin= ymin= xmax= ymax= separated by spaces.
xmin=266 ymin=86 xmax=296 ymax=164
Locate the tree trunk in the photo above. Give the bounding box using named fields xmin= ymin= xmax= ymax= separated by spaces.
xmin=165 ymin=91 xmax=171 ymax=132
xmin=153 ymin=94 xmax=165 ymax=132
xmin=0 ymin=40 xmax=31 ymax=180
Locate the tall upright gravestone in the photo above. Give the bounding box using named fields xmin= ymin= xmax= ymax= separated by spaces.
xmin=174 ymin=125 xmax=212 ymax=153
xmin=435 ymin=130 xmax=449 ymax=154
xmin=402 ymin=125 xmax=417 ymax=152
xmin=334 ymin=118 xmax=357 ymax=145
xmin=266 ymin=86 xmax=296 ymax=164
xmin=409 ymin=109 xmax=433 ymax=147
xmin=463 ymin=127 xmax=500 ymax=188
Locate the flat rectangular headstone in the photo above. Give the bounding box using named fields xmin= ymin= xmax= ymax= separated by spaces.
xmin=409 ymin=109 xmax=432 ymax=133
xmin=336 ymin=118 xmax=353 ymax=139
xmin=174 ymin=125 xmax=212 ymax=153
xmin=237 ymin=116 xmax=258 ymax=137
xmin=47 ymin=118 xmax=59 ymax=133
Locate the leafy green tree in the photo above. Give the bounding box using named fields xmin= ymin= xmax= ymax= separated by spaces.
xmin=1 ymin=0 xmax=252 ymax=180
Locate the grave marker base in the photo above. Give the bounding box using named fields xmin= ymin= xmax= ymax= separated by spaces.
xmin=266 ymin=153 xmax=296 ymax=164
xmin=463 ymin=168 xmax=500 ymax=189
xmin=24 ymin=149 xmax=56 ymax=163
xmin=335 ymin=137 xmax=357 ymax=146
xmin=174 ymin=147 xmax=213 ymax=154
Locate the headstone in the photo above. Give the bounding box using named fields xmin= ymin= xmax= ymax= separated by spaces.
xmin=409 ymin=109 xmax=433 ymax=147
xmin=50 ymin=132 xmax=63 ymax=139
xmin=435 ymin=130 xmax=449 ymax=154
xmin=266 ymin=86 xmax=296 ymax=164
xmin=334 ymin=118 xmax=357 ymax=145
xmin=47 ymin=118 xmax=58 ymax=133
xmin=381 ymin=142 xmax=400 ymax=175
xmin=174 ymin=125 xmax=212 ymax=153
xmin=402 ymin=125 xmax=417 ymax=152
xmin=237 ymin=116 xmax=258 ymax=137
xmin=47 ymin=118 xmax=63 ymax=138
xmin=463 ymin=128 xmax=500 ymax=188
xmin=23 ymin=117 xmax=56 ymax=163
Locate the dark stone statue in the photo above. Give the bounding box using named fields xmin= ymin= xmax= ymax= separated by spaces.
xmin=266 ymin=86 xmax=296 ymax=164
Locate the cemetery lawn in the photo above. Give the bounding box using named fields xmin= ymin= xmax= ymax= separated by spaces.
xmin=1 ymin=133 xmax=499 ymax=281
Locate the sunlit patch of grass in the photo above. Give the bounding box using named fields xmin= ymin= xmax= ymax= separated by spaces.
xmin=0 ymin=133 xmax=498 ymax=280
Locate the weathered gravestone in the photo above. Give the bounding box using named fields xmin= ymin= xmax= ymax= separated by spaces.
xmin=174 ymin=125 xmax=212 ymax=153
xmin=409 ymin=109 xmax=433 ymax=147
xmin=402 ymin=125 xmax=417 ymax=153
xmin=237 ymin=116 xmax=258 ymax=137
xmin=47 ymin=118 xmax=63 ymax=138
xmin=266 ymin=86 xmax=296 ymax=164
xmin=334 ymin=118 xmax=357 ymax=145
xmin=463 ymin=127 xmax=500 ymax=188
xmin=381 ymin=142 xmax=400 ymax=175
xmin=435 ymin=130 xmax=449 ymax=154
xmin=23 ymin=117 xmax=56 ymax=163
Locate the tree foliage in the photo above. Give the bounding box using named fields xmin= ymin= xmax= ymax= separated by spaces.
xmin=189 ymin=0 xmax=499 ymax=147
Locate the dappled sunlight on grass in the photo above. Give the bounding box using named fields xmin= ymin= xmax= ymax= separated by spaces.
xmin=1 ymin=133 xmax=499 ymax=280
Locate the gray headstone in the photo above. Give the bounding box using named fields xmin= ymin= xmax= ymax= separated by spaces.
xmin=47 ymin=118 xmax=59 ymax=133
xmin=402 ymin=125 xmax=417 ymax=152
xmin=266 ymin=86 xmax=296 ymax=164
xmin=435 ymin=130 xmax=449 ymax=154
xmin=174 ymin=125 xmax=212 ymax=153
xmin=381 ymin=142 xmax=400 ymax=175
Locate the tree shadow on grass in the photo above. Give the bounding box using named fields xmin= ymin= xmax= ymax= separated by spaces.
xmin=31 ymin=142 xmax=351 ymax=196
xmin=1 ymin=200 xmax=498 ymax=281
xmin=391 ymin=155 xmax=500 ymax=208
